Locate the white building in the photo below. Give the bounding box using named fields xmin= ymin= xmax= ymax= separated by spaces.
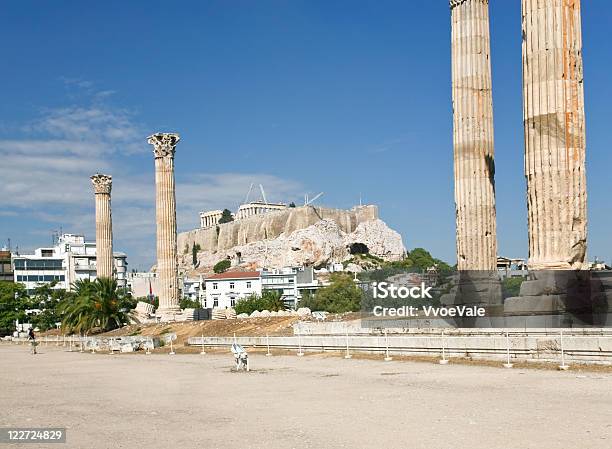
xmin=182 ymin=277 xmax=203 ymax=302
xmin=204 ymin=271 xmax=262 ymax=309
xmin=126 ymin=271 xmax=158 ymax=299
xmin=13 ymin=234 xmax=128 ymax=293
xmin=203 ymin=267 xmax=318 ymax=310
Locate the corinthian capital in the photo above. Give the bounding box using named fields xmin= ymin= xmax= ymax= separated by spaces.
xmin=450 ymin=0 xmax=487 ymax=9
xmin=148 ymin=133 xmax=180 ymax=158
xmin=91 ymin=173 xmax=112 ymax=194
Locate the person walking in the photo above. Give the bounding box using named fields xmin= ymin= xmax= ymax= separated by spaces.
xmin=28 ymin=328 xmax=37 ymax=355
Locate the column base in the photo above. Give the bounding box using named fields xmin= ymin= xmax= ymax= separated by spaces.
xmin=156 ymin=306 xmax=182 ymax=322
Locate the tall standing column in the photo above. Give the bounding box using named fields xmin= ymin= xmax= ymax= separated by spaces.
xmin=91 ymin=174 xmax=114 ymax=279
xmin=450 ymin=0 xmax=498 ymax=271
xmin=522 ymin=0 xmax=587 ymax=270
xmin=148 ymin=133 xmax=181 ymax=315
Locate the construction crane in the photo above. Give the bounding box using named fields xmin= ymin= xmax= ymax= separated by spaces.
xmin=243 ymin=183 xmax=254 ymax=204
xmin=304 ymin=192 xmax=324 ymax=207
xmin=259 ymin=184 xmax=268 ymax=205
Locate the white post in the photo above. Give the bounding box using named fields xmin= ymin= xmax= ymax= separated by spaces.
xmin=503 ymin=330 xmax=513 ymax=368
xmin=439 ymin=329 xmax=449 ymax=365
xmin=69 ymin=337 xmax=73 ymax=352
xmin=146 ymin=337 xmax=152 ymax=355
xmin=344 ymin=331 xmax=352 ymax=359
xmin=80 ymin=337 xmax=84 ymax=353
xmin=56 ymin=335 xmax=59 ymax=347
xmin=91 ymin=339 xmax=96 ymax=354
xmin=63 ymin=334 xmax=66 ymax=347
xmin=297 ymin=332 xmax=304 ymax=357
xmin=266 ymin=334 xmax=272 ymax=357
xmin=558 ymin=330 xmax=569 ymax=370
xmin=384 ymin=329 xmax=393 ymax=361
xmin=200 ymin=333 xmax=206 ymax=355
xmin=169 ymin=338 xmax=175 ymax=355
xmin=109 ymin=337 xmax=114 ymax=355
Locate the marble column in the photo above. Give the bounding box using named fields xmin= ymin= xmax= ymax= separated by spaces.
xmin=522 ymin=0 xmax=587 ymax=270
xmin=91 ymin=174 xmax=114 ymax=279
xmin=148 ymin=133 xmax=181 ymax=315
xmin=450 ymin=0 xmax=498 ymax=271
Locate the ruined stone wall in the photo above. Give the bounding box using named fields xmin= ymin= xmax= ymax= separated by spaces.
xmin=178 ymin=205 xmax=378 ymax=256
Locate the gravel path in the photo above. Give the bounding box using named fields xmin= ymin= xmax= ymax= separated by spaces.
xmin=1 ymin=344 xmax=611 ymax=449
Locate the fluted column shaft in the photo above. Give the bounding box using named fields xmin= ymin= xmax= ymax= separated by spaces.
xmin=451 ymin=0 xmax=497 ymax=271
xmin=522 ymin=0 xmax=587 ymax=269
xmin=148 ymin=133 xmax=181 ymax=313
xmin=91 ymin=174 xmax=113 ymax=279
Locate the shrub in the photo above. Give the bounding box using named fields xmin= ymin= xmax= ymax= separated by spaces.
xmin=235 ymin=291 xmax=284 ymax=315
xmin=213 ymin=259 xmax=231 ymax=274
xmin=180 ymin=298 xmax=201 ymax=309
xmin=299 ymin=273 xmax=362 ymax=313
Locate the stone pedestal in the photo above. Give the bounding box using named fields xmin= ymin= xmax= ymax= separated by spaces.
xmin=522 ymin=0 xmax=587 ymax=270
xmin=450 ymin=0 xmax=498 ymax=272
xmin=148 ymin=133 xmax=181 ymax=319
xmin=91 ymin=174 xmax=113 ymax=279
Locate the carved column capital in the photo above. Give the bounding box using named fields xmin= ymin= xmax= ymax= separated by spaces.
xmin=90 ymin=173 xmax=112 ymax=194
xmin=148 ymin=133 xmax=180 ymax=159
xmin=450 ymin=0 xmax=487 ymax=9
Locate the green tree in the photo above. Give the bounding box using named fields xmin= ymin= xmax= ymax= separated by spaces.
xmin=300 ymin=273 xmax=362 ymax=313
xmin=502 ymin=277 xmax=524 ymax=298
xmin=234 ymin=290 xmax=285 ymax=315
xmin=218 ymin=208 xmax=234 ymax=224
xmin=213 ymin=259 xmax=231 ymax=274
xmin=192 ymin=243 xmax=201 ymax=266
xmin=59 ymin=278 xmax=133 ymax=334
xmin=29 ymin=282 xmax=71 ymax=331
xmin=0 ymin=282 xmax=29 ymax=336
xmin=180 ymin=298 xmax=202 ymax=309
xmin=288 ymin=202 xmax=296 ymax=208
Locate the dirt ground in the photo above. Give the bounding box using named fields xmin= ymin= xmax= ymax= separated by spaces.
xmin=1 ymin=344 xmax=611 ymax=449
xmin=101 ymin=316 xmax=301 ymax=343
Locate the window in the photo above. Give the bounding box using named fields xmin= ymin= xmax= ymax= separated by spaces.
xmin=213 ymin=283 xmax=218 ymax=290
xmin=229 ymin=282 xmax=235 ymax=289
xmin=230 ymin=297 xmax=236 ymax=307
xmin=246 ymin=281 xmax=251 ymax=289
xmin=213 ymin=298 xmax=218 ymax=308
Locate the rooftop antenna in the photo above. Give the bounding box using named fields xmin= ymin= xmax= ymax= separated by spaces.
xmin=304 ymin=192 xmax=324 ymax=207
xmin=359 ymin=192 xmax=362 ymax=206
xmin=7 ymin=238 xmax=11 ymax=252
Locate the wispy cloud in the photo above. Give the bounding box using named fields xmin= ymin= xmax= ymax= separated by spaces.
xmin=0 ymin=83 xmax=303 ymax=269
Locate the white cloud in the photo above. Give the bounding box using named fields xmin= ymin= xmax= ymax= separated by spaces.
xmin=0 ymin=92 xmax=303 ymax=269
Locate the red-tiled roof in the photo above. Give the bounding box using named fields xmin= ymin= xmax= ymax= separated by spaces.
xmin=205 ymin=270 xmax=260 ymax=280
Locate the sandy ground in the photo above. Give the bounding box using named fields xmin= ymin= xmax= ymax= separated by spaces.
xmin=1 ymin=344 xmax=611 ymax=449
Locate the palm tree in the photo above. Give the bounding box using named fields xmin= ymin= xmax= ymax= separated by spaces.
xmin=60 ymin=278 xmax=134 ymax=334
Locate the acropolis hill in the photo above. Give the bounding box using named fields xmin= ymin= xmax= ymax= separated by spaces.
xmin=177 ymin=204 xmax=405 ymax=273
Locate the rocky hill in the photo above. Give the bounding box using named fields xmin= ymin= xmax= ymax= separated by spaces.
xmin=177 ymin=205 xmax=405 ymax=275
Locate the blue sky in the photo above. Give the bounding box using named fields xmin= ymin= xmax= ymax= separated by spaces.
xmin=0 ymin=1 xmax=610 ymax=270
